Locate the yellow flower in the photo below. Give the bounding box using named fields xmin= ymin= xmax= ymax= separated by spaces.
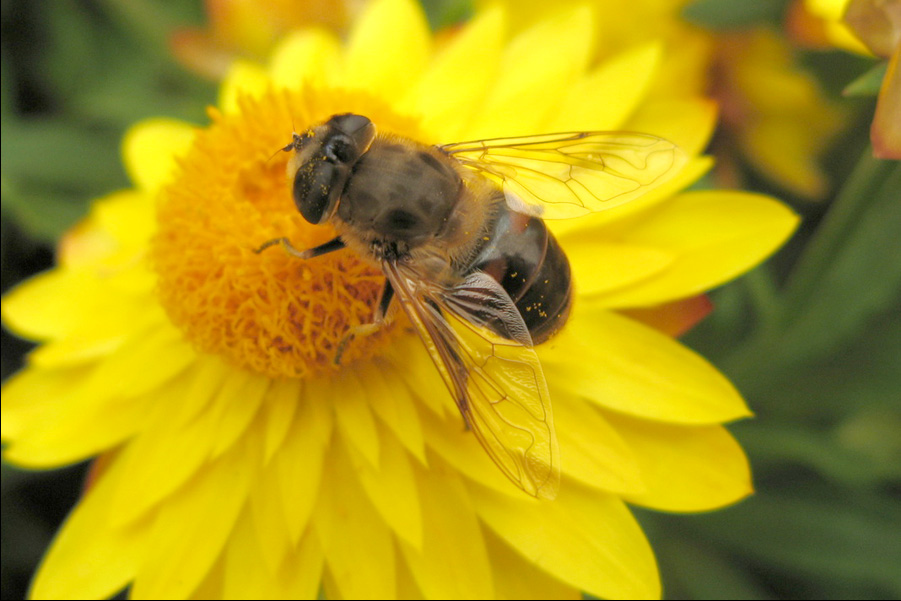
xmin=171 ymin=0 xmax=358 ymax=78
xmin=1 ymin=0 xmax=799 ymax=598
xmin=712 ymin=28 xmax=845 ymax=198
xmin=792 ymin=0 xmax=873 ymax=53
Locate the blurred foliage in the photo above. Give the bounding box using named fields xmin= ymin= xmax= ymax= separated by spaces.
xmin=844 ymin=61 xmax=889 ymax=97
xmin=682 ymin=0 xmax=786 ymax=30
xmin=0 ymin=0 xmax=215 ymax=241
xmin=1 ymin=0 xmax=899 ymax=600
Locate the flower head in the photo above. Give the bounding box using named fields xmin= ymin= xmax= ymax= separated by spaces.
xmin=1 ymin=0 xmax=799 ymax=598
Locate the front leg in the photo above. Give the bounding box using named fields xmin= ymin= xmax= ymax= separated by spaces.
xmin=334 ymin=279 xmax=395 ymax=365
xmin=253 ymin=236 xmax=346 ymax=259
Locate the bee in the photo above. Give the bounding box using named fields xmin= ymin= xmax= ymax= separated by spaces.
xmin=258 ymin=113 xmax=686 ymax=499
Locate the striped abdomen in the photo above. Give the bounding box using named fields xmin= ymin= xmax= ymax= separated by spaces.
xmin=469 ymin=205 xmax=573 ymax=344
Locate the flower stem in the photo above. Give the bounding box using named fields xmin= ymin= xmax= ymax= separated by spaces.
xmin=780 ymin=150 xmax=894 ymax=321
xmin=741 ymin=265 xmax=781 ymax=335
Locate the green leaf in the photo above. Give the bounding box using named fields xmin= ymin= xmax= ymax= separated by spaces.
xmin=779 ymin=158 xmax=901 ymax=361
xmin=72 ymin=67 xmax=213 ymax=128
xmin=843 ymin=61 xmax=888 ymax=97
xmin=834 ymin=408 xmax=901 ymax=471
xmin=1 ymin=179 xmax=91 ymax=242
xmin=735 ymin=422 xmax=901 ymax=487
xmin=697 ymin=492 xmax=901 ymax=597
xmin=0 ymin=51 xmax=13 ymax=117
xmin=682 ymin=0 xmax=786 ymax=29
xmin=422 ymin=0 xmax=473 ymax=30
xmin=38 ymin=0 xmax=107 ymax=100
xmin=725 ymin=295 xmax=901 ymax=416
xmin=656 ymin=538 xmax=775 ymax=600
xmin=0 ymin=117 xmax=126 ymax=191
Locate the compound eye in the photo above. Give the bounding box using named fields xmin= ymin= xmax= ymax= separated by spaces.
xmin=325 ymin=136 xmax=355 ymax=164
xmin=293 ymin=160 xmax=344 ymax=224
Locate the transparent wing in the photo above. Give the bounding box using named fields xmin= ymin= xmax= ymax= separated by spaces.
xmin=440 ymin=131 xmax=687 ymax=219
xmin=383 ymin=261 xmax=560 ymax=499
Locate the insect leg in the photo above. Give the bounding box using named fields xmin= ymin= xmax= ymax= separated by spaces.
xmin=334 ymin=279 xmax=395 ymax=365
xmin=253 ymin=236 xmax=346 ymax=259
xmin=375 ymin=280 xmax=396 ymax=322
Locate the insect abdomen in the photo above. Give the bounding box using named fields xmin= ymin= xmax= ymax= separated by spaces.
xmin=471 ymin=206 xmax=573 ymax=344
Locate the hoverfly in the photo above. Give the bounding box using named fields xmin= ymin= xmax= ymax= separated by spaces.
xmin=258 ymin=114 xmax=686 ymax=498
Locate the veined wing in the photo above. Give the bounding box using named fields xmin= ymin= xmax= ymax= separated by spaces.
xmin=440 ymin=131 xmax=687 ymax=219
xmin=382 ymin=261 xmax=560 ymax=499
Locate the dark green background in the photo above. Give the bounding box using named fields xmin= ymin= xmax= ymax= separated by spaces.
xmin=2 ymin=1 xmax=899 ymax=599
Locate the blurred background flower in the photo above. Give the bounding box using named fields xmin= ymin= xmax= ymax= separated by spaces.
xmin=789 ymin=0 xmax=900 ymax=158
xmin=1 ymin=0 xmax=899 ymax=600
xmin=169 ymin=0 xmax=359 ymax=78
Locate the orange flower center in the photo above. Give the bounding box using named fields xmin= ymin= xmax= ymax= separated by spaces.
xmin=151 ymin=88 xmax=422 ymax=378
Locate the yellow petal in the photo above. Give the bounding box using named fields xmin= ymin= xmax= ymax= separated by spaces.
xmin=399 ymin=458 xmax=495 ymax=598
xmin=188 ymin=550 xmax=224 ymax=599
xmin=364 ymin=362 xmax=427 ymax=463
xmin=261 ymin=377 xmax=300 ymax=464
xmin=76 ymin=323 xmax=196 ymax=400
xmin=218 ymin=59 xmax=270 ymax=114
xmin=554 ymin=390 xmax=645 ymax=494
xmin=314 ymin=443 xmax=396 ymax=599
xmin=131 ymin=427 xmax=259 ymax=600
xmin=58 ymin=189 xmax=156 ymax=269
xmin=332 ymin=370 xmax=380 ymax=466
xmin=484 ymin=528 xmax=580 ymax=600
xmin=3 ymin=268 xmax=163 ymax=369
xmin=249 ymin=459 xmax=292 ymax=575
xmin=405 ymin=5 xmax=505 ymax=141
xmin=223 ymin=509 xmax=323 ymax=599
xmin=1 ymin=364 xmax=86 ymax=441
xmin=466 ymin=5 xmax=595 ymax=137
xmin=2 ymin=365 xmax=152 ymax=468
xmin=648 ymin=25 xmax=713 ymax=99
xmin=269 ymin=27 xmax=343 ymax=90
xmin=344 ymin=0 xmax=431 ymax=104
xmin=122 ymin=118 xmax=196 ymax=193
xmin=540 ymin=306 xmax=751 ymax=424
xmin=548 ymin=156 xmax=713 ymax=239
xmin=564 ymin=239 xmax=674 ymax=297
xmin=741 ymin=118 xmax=830 ymax=198
xmin=279 ymin=529 xmax=324 ymax=598
xmin=172 ymin=355 xmax=232 ymax=425
xmin=595 ymin=190 xmax=800 ymax=308
xmin=549 ymin=41 xmax=663 ymax=132
xmin=105 ymin=361 xmax=258 ymax=526
xmin=385 ymin=334 xmax=455 ymax=418
xmin=349 ymin=424 xmax=423 ymax=548
xmin=209 ymin=369 xmax=269 ymax=457
xmin=472 ymin=482 xmax=659 ymax=600
xmin=275 ymin=388 xmax=332 ymax=545
xmin=418 ymin=401 xmax=518 ymax=496
xmin=27 ymin=333 xmax=127 ymax=369
xmin=1 ymin=268 xmax=118 ymax=341
xmin=396 ymin=552 xmax=426 ymax=599
xmin=626 ymin=97 xmax=717 ymax=156
xmin=109 ymin=376 xmax=225 ymax=526
xmin=30 ymin=453 xmax=152 ymax=600
xmin=605 ymin=412 xmax=754 ymax=511
xmin=222 ymin=506 xmax=277 ymax=596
